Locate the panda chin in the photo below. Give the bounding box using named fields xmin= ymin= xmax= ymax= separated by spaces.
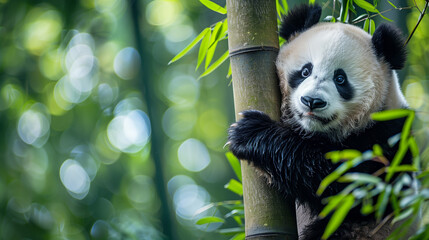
xmin=297 ymin=112 xmax=337 ymax=132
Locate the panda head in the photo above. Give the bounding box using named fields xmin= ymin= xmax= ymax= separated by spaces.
xmin=276 ymin=4 xmax=408 ymax=140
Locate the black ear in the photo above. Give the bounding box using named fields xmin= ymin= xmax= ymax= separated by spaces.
xmin=279 ymin=4 xmax=322 ymax=41
xmin=372 ymin=23 xmax=407 ymax=69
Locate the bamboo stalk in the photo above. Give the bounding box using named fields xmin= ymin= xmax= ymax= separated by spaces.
xmin=226 ymin=1 xmax=298 ymax=239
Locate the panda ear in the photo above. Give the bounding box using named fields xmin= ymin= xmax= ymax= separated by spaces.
xmin=372 ymin=23 xmax=407 ymax=70
xmin=279 ymin=4 xmax=322 ymax=41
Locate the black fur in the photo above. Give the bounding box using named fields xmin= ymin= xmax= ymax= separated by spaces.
xmin=279 ymin=4 xmax=322 ymax=41
xmin=228 ymin=110 xmax=411 ymax=239
xmin=372 ymin=24 xmax=407 ymax=69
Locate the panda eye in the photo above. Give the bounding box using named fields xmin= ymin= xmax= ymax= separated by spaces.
xmin=301 ymin=67 xmax=311 ymax=78
xmin=335 ymin=75 xmax=346 ymax=84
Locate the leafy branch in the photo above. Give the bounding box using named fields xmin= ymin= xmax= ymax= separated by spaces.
xmin=317 ymin=109 xmax=424 ymax=240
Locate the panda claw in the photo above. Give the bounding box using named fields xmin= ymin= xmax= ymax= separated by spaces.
xmin=231 ymin=123 xmax=238 ymax=128
xmin=223 ymin=141 xmax=231 ymax=149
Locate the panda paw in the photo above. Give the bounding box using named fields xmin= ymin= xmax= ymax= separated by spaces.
xmin=227 ymin=110 xmax=275 ymax=160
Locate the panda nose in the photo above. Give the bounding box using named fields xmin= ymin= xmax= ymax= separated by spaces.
xmin=301 ymin=96 xmax=327 ymax=110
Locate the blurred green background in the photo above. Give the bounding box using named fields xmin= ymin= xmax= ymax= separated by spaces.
xmin=0 ymin=0 xmax=428 ymax=239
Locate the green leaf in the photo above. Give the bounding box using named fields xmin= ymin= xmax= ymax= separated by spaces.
xmin=196 ymin=216 xmax=225 ymax=225
xmin=370 ymin=19 xmax=375 ymax=35
xmin=387 ymin=164 xmax=418 ymax=173
xmin=352 ymin=14 xmax=368 ymax=22
xmin=199 ymin=0 xmax=227 ymax=14
xmin=281 ymin=0 xmax=289 ymax=12
xmin=354 ymin=0 xmax=378 ymax=12
xmin=317 ymin=157 xmax=363 ymax=195
xmin=338 ymin=173 xmax=381 ymax=184
xmin=340 ymin=0 xmax=349 ymax=23
xmin=227 ymin=63 xmax=232 ymax=78
xmin=363 ymin=19 xmax=370 ymax=33
xmin=373 ymin=144 xmax=383 ymax=156
xmin=325 ymin=149 xmax=362 ymax=163
xmin=205 ymin=22 xmax=223 ymax=69
xmin=276 ymin=0 xmax=285 ymax=17
xmin=224 ymin=179 xmax=243 ymax=196
xmin=226 ymin=152 xmax=242 ymax=182
xmin=230 ymin=233 xmax=245 ymax=240
xmin=219 ymin=19 xmax=228 ymax=40
xmin=169 ymin=28 xmax=210 ymax=65
xmin=375 ymin=185 xmax=391 ymax=221
xmin=387 ymin=0 xmax=397 ymax=8
xmin=371 ymin=109 xmax=412 ymax=121
xmin=233 ymin=216 xmax=243 ymax=226
xmin=199 ymin=50 xmax=229 ymax=79
xmin=196 ymin=29 xmax=212 ymax=71
xmin=320 ymin=194 xmax=348 ymax=217
xmin=309 ymin=0 xmax=315 ymax=4
xmin=322 ymin=195 xmax=355 ymax=239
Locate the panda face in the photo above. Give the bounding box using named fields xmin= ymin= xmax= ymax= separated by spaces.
xmin=277 ymin=23 xmax=390 ymax=138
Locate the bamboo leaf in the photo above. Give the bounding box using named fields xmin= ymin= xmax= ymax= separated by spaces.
xmin=199 ymin=50 xmax=229 ymax=79
xmin=387 ymin=0 xmax=397 ymax=8
xmin=205 ymin=22 xmax=223 ymax=69
xmin=352 ymin=14 xmax=368 ymax=22
xmin=373 ymin=144 xmax=383 ymax=156
xmin=375 ymin=185 xmax=391 ymax=221
xmin=233 ymin=216 xmax=243 ymax=226
xmin=387 ymin=165 xmax=418 ymax=173
xmin=325 ymin=149 xmax=362 ymax=163
xmin=196 ymin=216 xmax=225 ymax=225
xmin=319 ymin=194 xmax=348 ymax=217
xmin=226 ymin=152 xmax=242 ymax=182
xmin=392 ymin=208 xmax=414 ymax=224
xmin=370 ymin=19 xmax=375 ymax=35
xmin=371 ymin=109 xmax=411 ymax=121
xmin=322 ymin=195 xmax=355 ymax=239
xmin=338 ymin=173 xmax=381 ymax=184
xmin=317 ymin=157 xmax=363 ymax=195
xmin=281 ymin=0 xmax=289 ymax=12
xmin=169 ymin=28 xmax=210 ymax=65
xmin=309 ymin=0 xmax=315 ymax=4
xmin=230 ymin=233 xmax=245 ymax=240
xmin=196 ymin=29 xmax=212 ymax=70
xmin=340 ymin=0 xmax=349 ymax=23
xmin=354 ymin=0 xmax=378 ymax=12
xmin=224 ymin=179 xmax=243 ymax=196
xmin=363 ymin=18 xmax=370 ymax=33
xmin=199 ymin=0 xmax=227 ymax=14
xmin=227 ymin=63 xmax=232 ymax=78
xmin=276 ymin=0 xmax=285 ymax=17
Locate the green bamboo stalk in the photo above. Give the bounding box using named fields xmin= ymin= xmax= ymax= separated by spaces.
xmin=226 ymin=1 xmax=298 ymax=239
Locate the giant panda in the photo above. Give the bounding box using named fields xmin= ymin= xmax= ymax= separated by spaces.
xmin=228 ymin=4 xmax=413 ymax=240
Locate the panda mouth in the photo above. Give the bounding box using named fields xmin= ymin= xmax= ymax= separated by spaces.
xmin=299 ymin=112 xmax=336 ymax=125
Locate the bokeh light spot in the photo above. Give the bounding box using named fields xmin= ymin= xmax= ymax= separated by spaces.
xmin=162 ymin=107 xmax=197 ymax=140
xmin=177 ymin=139 xmax=210 ymax=172
xmin=17 ymin=105 xmax=50 ymax=147
xmin=405 ymin=81 xmax=424 ymax=109
xmin=107 ymin=110 xmax=151 ymax=153
xmin=23 ymin=8 xmax=62 ymax=55
xmin=173 ymin=184 xmax=210 ymax=220
xmin=60 ymin=159 xmax=90 ymax=199
xmin=113 ymin=47 xmax=141 ymax=80
xmin=146 ymin=0 xmax=182 ymax=26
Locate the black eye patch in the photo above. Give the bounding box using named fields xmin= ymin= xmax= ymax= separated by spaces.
xmin=288 ymin=63 xmax=313 ymax=89
xmin=333 ymin=69 xmax=354 ymax=101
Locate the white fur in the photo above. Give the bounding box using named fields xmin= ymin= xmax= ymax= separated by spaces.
xmin=276 ymin=23 xmax=407 ymax=141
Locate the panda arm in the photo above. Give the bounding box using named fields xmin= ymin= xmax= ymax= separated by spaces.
xmin=228 ymin=110 xmax=334 ymax=199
